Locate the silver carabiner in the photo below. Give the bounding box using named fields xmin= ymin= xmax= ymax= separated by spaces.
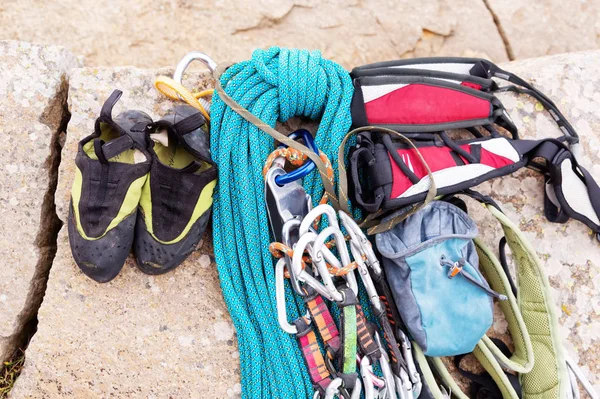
xmin=172 ymin=51 xmax=217 ymax=114
xmin=339 ymin=211 xmax=382 ymax=312
xmin=339 ymin=211 xmax=381 ymax=275
xmin=299 ymin=204 xmax=340 ymax=235
xmin=312 ymin=225 xmax=358 ymax=298
xmin=398 ymin=330 xmax=422 ymax=398
xmin=324 ymin=378 xmax=344 ymax=399
xmin=173 ymin=51 xmax=217 ymax=81
xmin=275 ymin=258 xmax=309 ymax=334
xmin=360 ymin=355 xmax=387 ymax=399
xmin=292 ymin=231 xmax=342 ymax=302
xmin=374 ymin=333 xmax=398 ymax=399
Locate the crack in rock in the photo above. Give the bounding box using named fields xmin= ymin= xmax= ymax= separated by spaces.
xmin=482 ymin=0 xmax=515 ymax=60
xmin=232 ymin=3 xmax=304 ymax=35
xmin=0 ymin=75 xmax=70 ymax=371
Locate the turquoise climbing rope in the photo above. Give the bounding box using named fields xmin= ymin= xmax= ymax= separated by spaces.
xmin=210 ymin=47 xmax=354 ymax=399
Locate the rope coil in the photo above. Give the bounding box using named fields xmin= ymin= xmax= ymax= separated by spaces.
xmin=210 ymin=47 xmax=354 ymax=399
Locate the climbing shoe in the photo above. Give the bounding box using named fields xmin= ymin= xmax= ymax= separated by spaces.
xmin=133 ymin=105 xmax=217 ymax=275
xmin=68 ymin=90 xmax=153 ymax=283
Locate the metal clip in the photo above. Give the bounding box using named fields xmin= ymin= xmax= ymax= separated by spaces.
xmin=325 ymin=378 xmax=344 ymax=399
xmin=173 ymin=51 xmax=217 ymax=81
xmin=359 ymin=354 xmax=387 ymax=399
xmin=292 ymin=231 xmax=342 ymax=302
xmin=265 ymin=167 xmax=311 ymax=244
xmin=373 ymin=333 xmax=397 ymax=399
xmin=312 ymin=225 xmax=359 ymax=299
xmin=275 ymin=258 xmax=308 ymax=334
xmin=398 ymin=330 xmax=422 ymax=398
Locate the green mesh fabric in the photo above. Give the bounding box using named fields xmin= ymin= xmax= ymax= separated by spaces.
xmin=491 ymin=206 xmax=568 ymax=399
xmin=412 ymin=204 xmax=569 ymax=399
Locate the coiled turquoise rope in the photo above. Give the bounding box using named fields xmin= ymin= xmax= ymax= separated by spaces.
xmin=210 ymin=47 xmax=354 ymax=399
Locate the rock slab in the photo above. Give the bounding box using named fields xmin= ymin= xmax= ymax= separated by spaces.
xmin=0 ymin=0 xmax=509 ymax=69
xmin=10 ymin=68 xmax=240 ymax=398
xmin=0 ymin=40 xmax=79 ymax=366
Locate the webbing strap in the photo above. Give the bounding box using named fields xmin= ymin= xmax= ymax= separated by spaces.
xmin=99 ymin=89 xmax=122 ymax=119
xmin=370 ymin=268 xmax=410 ymax=375
xmin=473 ymin=60 xmax=579 ymax=145
xmin=337 ymin=126 xmax=437 ymax=235
xmin=305 ymin=292 xmax=341 ymax=353
xmin=356 ymin=305 xmax=381 ymax=364
xmin=490 ymin=204 xmax=570 ymax=399
xmin=339 ymin=292 xmax=358 ymax=376
xmin=513 ymin=138 xmax=600 ymax=233
xmin=294 ymin=317 xmax=333 ymax=394
xmin=455 ymin=338 xmax=522 ymax=399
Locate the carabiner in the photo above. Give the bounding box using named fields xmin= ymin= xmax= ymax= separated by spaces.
xmin=398 ymin=330 xmax=422 ymax=398
xmin=325 ymin=378 xmax=344 ymax=399
xmin=281 ymin=219 xmax=306 ymax=296
xmin=374 ymin=332 xmax=398 ymax=399
xmin=275 ymin=258 xmax=307 ymax=334
xmin=312 ymin=226 xmax=359 ymax=298
xmin=299 ymin=204 xmax=340 ymax=235
xmin=292 ymin=231 xmax=343 ymax=302
xmin=274 ymin=129 xmax=320 ymax=186
xmin=173 ymin=51 xmax=217 ymax=82
xmin=339 ymin=211 xmax=381 ymax=275
xmin=360 ymin=355 xmax=387 ymax=399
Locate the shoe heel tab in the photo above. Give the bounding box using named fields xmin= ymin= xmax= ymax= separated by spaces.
xmin=100 ymin=90 xmax=124 ymax=120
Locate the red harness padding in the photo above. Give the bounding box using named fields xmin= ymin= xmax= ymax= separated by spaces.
xmin=349 ymin=132 xmax=600 ymax=236
xmin=365 ymin=83 xmax=492 ymax=126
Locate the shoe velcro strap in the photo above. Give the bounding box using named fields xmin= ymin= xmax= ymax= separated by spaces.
xmin=100 ymin=90 xmax=123 ymax=120
xmin=172 ymin=112 xmax=207 ymax=136
xmin=100 ymin=135 xmax=135 ymax=161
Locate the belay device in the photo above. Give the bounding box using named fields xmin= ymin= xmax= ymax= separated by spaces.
xmin=348 ymin=57 xmax=600 ymax=239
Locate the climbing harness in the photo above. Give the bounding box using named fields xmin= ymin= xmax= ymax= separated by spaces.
xmin=350 ymin=57 xmax=578 ymax=145
xmin=347 ymin=57 xmax=600 ymax=239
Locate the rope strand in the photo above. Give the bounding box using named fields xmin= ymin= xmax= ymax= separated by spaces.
xmin=210 ymin=47 xmax=354 ymax=399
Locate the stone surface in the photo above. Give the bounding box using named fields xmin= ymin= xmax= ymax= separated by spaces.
xmin=487 ymin=0 xmax=600 ymax=60
xmin=0 ymin=41 xmax=79 ymax=365
xmin=471 ymin=51 xmax=600 ymax=393
xmin=10 ymin=68 xmax=240 ymax=398
xmin=0 ymin=0 xmax=509 ymax=69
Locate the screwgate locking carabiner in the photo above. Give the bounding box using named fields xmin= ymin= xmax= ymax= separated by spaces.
xmin=274 ymin=129 xmax=320 ymax=186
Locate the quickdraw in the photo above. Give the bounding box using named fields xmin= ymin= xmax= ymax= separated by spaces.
xmin=264 ymin=132 xmax=428 ymax=398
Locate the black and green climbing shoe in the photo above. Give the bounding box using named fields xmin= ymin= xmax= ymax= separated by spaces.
xmin=133 ymin=105 xmax=217 ymax=275
xmin=68 ymin=90 xmax=152 ymax=283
